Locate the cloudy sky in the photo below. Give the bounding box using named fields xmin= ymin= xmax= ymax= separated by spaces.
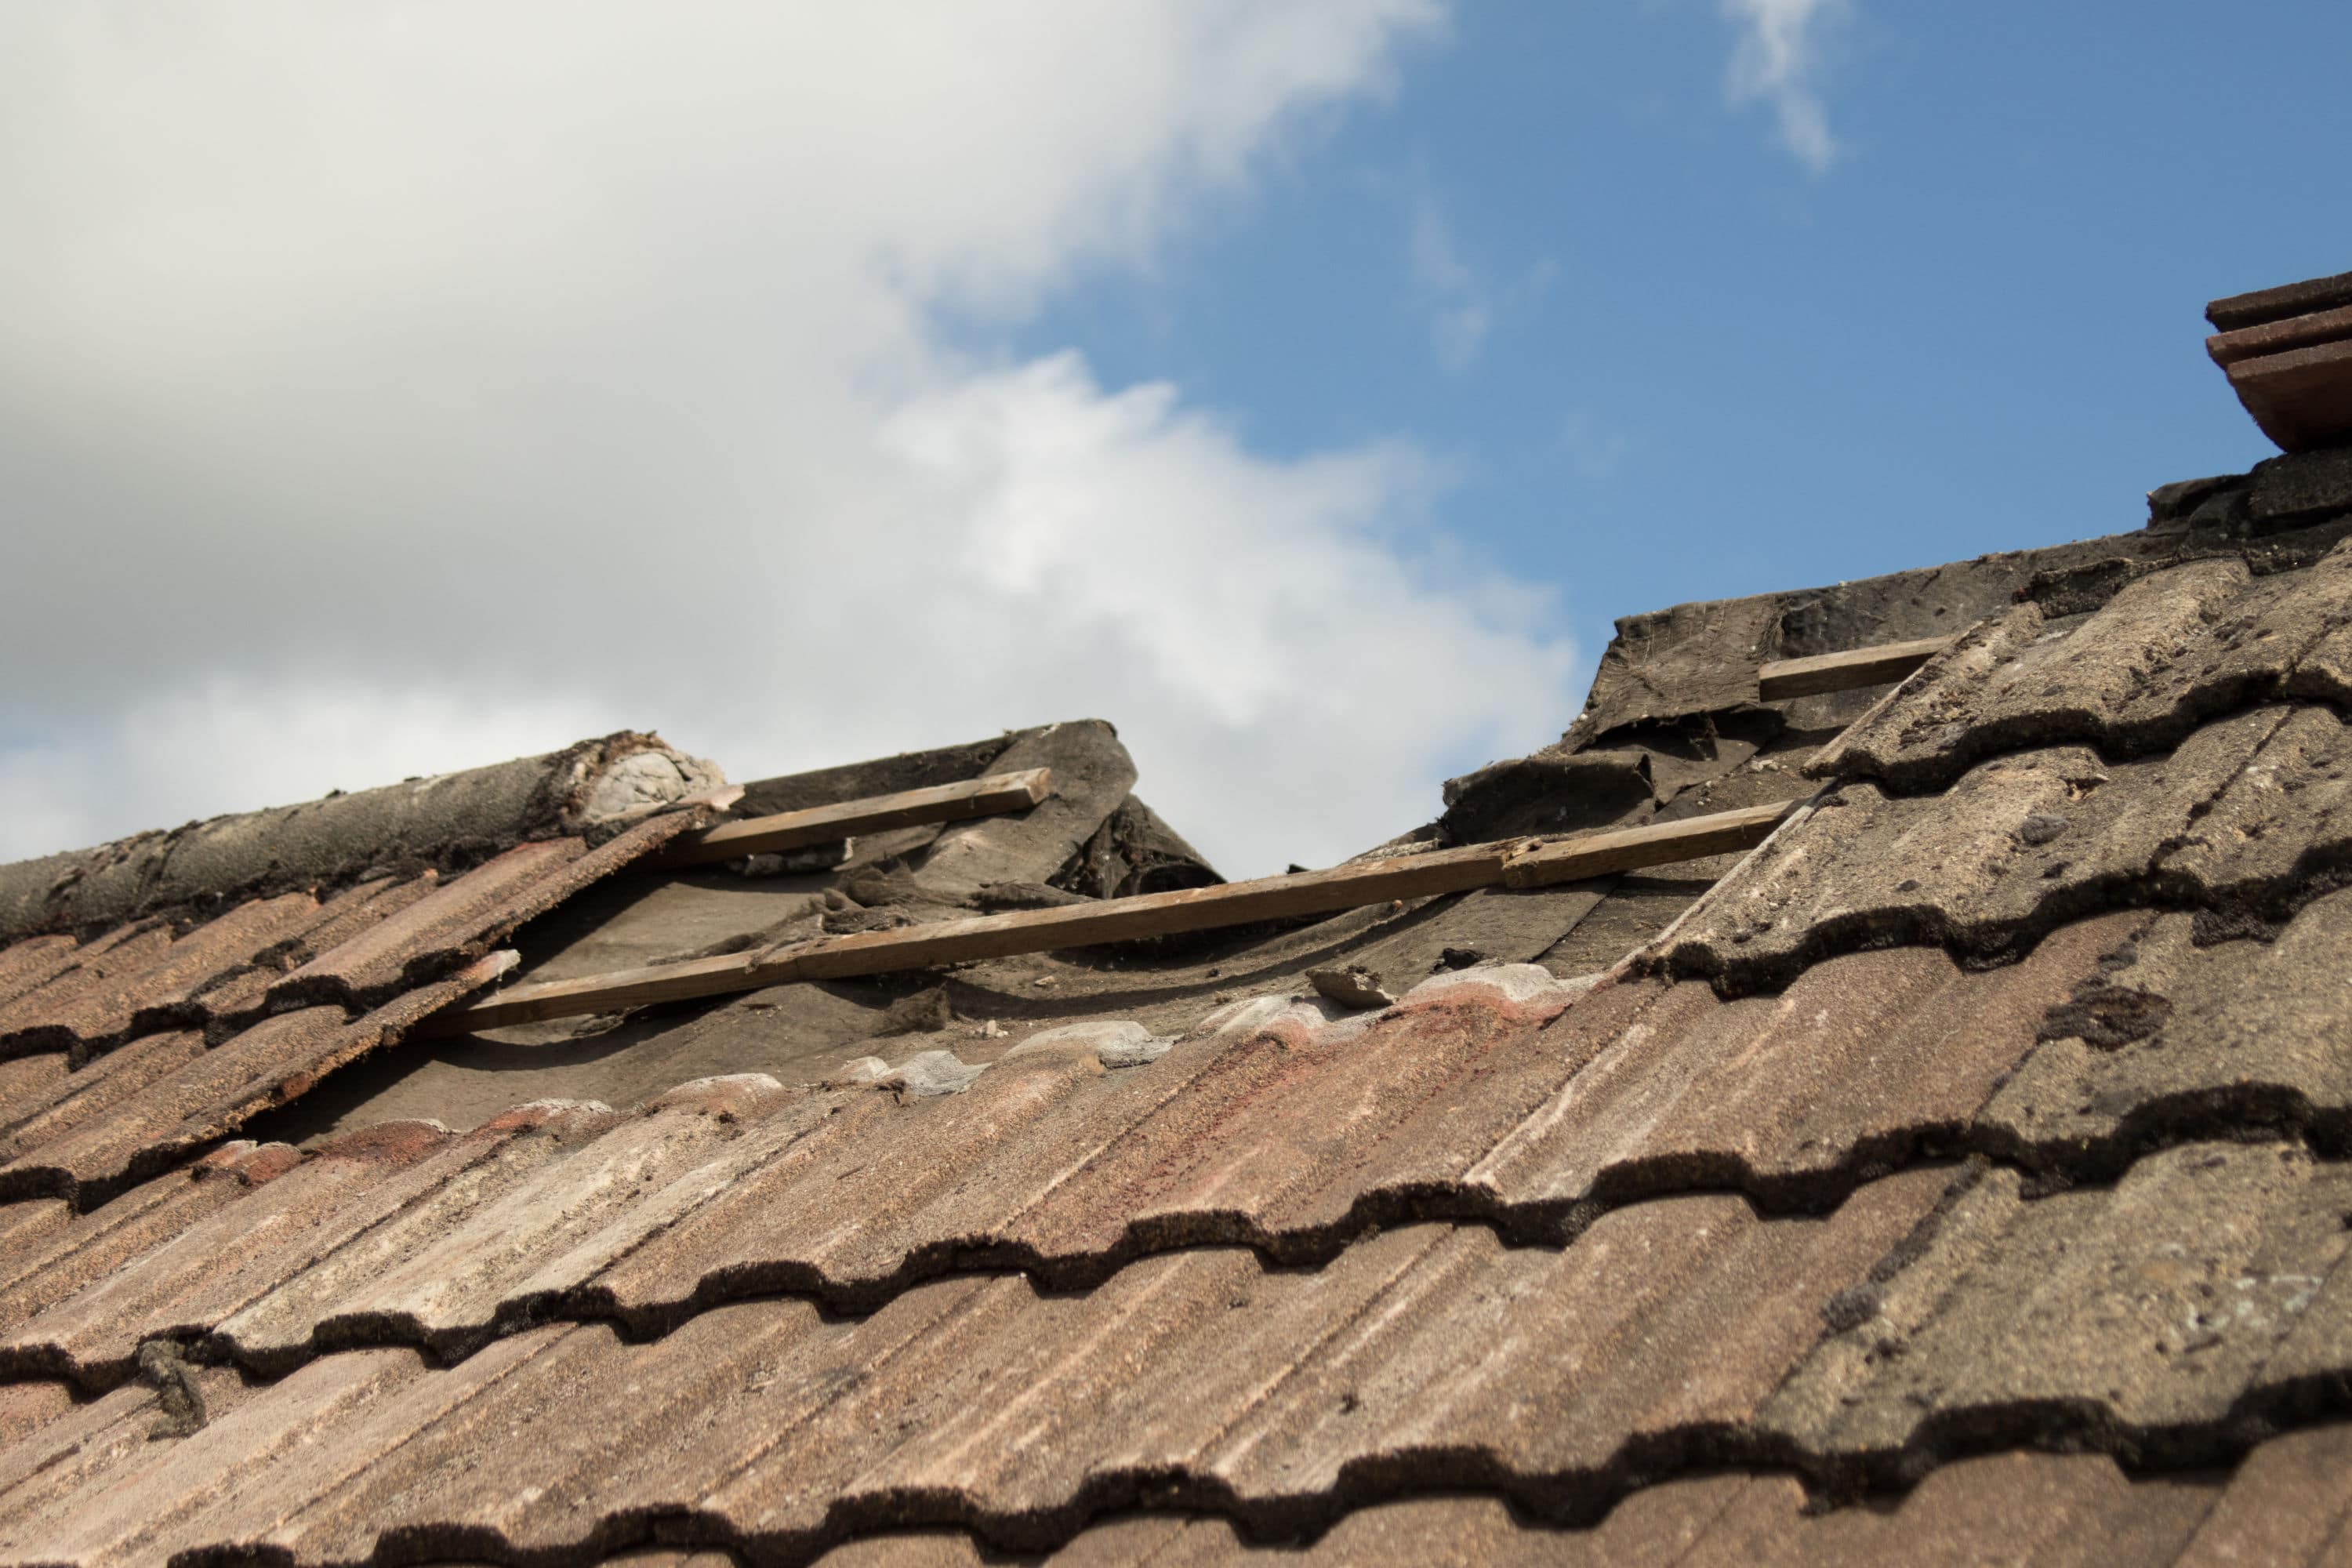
xmin=2 ymin=3 xmax=2347 ymax=877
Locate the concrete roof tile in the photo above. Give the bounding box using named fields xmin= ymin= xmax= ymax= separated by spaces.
xmin=0 ymin=1151 xmax=270 ymax=1348
xmin=1685 ymin=1451 xmax=2216 ymax=1568
xmin=0 ymin=1028 xmax=209 ymax=1168
xmin=0 ymin=935 xmax=79 ymax=1011
xmin=116 ymin=1187 xmax=1927 ymax=1562
xmin=0 ymin=891 xmax=331 ymax=1061
xmin=1818 ymin=543 xmax=2352 ymax=794
xmin=266 ymin=840 xmax=586 ymax=1011
xmin=0 ymin=815 xmax=700 ymax=1210
xmin=14 ymin=882 xmax=2343 ymax=1396
xmin=1665 ymin=697 xmax=2352 ymax=989
xmin=2172 ymin=1419 xmax=2352 ymax=1566
xmin=1766 ymin=1139 xmax=2352 ymax=1457
xmin=0 ymin=1127 xmax=452 ymax=1381
xmin=0 ymin=926 xmax=173 ymax=1051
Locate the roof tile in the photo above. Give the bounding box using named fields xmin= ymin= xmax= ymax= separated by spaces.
xmin=2173 ymin=1420 xmax=2352 ymax=1565
xmin=45 ymin=1162 xmax=2348 ymax=1564
xmin=0 ymin=1144 xmax=291 ymax=1346
xmin=263 ymin=808 xmax=712 ymax=1015
xmin=0 ymin=935 xmax=80 ymax=1011
xmin=1667 ymin=699 xmax=2352 ymax=989
xmin=117 ymin=1181 xmax=1927 ymax=1561
xmin=0 ymin=892 xmax=329 ymax=1061
xmin=0 ymin=1029 xmax=209 ymax=1167
xmin=0 ymin=1138 xmax=368 ymax=1379
xmin=1817 ymin=544 xmax=2352 ymax=793
xmin=0 ymin=926 xmax=172 ymax=1053
xmin=1981 ymin=893 xmax=2352 ymax=1160
xmin=1763 ymin=1139 xmax=2352 ymax=1458
xmin=1680 ymin=1453 xmax=2216 ymax=1568
xmin=20 ymin=888 xmax=2350 ymax=1388
xmin=266 ymin=840 xmax=584 ymax=1010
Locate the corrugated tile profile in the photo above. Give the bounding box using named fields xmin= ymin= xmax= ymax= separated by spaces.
xmin=4 ymin=856 xmax=2350 ymax=1394
xmin=1 ymin=1135 xmax=2350 ymax=1563
xmin=782 ymin=1422 xmax=2352 ymax=1566
xmin=1625 ymin=546 xmax=2352 ymax=993
xmin=0 ymin=806 xmax=716 ymax=1210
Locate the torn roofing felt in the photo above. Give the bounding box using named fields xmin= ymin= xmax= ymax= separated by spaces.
xmin=13 ymin=290 xmax=2352 ymax=1563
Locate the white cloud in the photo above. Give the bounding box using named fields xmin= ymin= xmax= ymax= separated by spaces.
xmin=1408 ymin=191 xmax=1492 ymax=372
xmin=0 ymin=2 xmax=1582 ymax=878
xmin=1722 ymin=0 xmax=1849 ymax=172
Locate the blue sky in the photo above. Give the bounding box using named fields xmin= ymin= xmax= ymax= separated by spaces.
xmin=3 ymin=3 xmax=2348 ymax=874
xmin=1005 ymin=2 xmax=2352 ymax=655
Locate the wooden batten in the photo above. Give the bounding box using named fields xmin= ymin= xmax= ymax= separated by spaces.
xmin=652 ymin=767 xmax=1055 ymax=867
xmin=1757 ymin=637 xmax=1953 ymax=702
xmin=1501 ymin=800 xmax=1796 ymax=888
xmin=427 ymin=797 xmax=1810 ymax=1034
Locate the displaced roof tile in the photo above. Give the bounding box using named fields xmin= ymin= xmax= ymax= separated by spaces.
xmin=267 ymin=840 xmax=585 ymax=1010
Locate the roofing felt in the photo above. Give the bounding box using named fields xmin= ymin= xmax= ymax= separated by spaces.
xmin=6 ymin=434 xmax=2352 ymax=1562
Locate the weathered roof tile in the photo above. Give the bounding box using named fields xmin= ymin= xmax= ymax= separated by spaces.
xmin=1668 ymin=697 xmax=2352 ymax=989
xmin=1816 ymin=543 xmax=2352 ymax=793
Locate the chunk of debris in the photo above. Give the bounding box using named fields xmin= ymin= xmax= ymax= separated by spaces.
xmin=881 ymin=985 xmax=954 ymax=1035
xmin=136 ymin=1341 xmax=207 ymax=1439
xmin=1007 ymin=1018 xmax=1174 ymax=1069
xmin=840 ymin=861 xmax=929 ymax=906
xmin=735 ymin=839 xmax=851 ymax=877
xmin=972 ymin=880 xmax=1094 ymax=911
xmin=822 ymin=906 xmax=911 ymax=935
xmin=2019 ymin=812 xmax=2071 ymax=845
xmin=873 ymin=1048 xmax=989 ymax=1097
xmin=1307 ymin=964 xmax=1396 ymax=1010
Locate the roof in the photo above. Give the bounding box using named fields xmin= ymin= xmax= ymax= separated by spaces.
xmin=0 ymin=734 xmax=727 ymax=1208
xmin=6 ymin=289 xmax=2352 ymax=1564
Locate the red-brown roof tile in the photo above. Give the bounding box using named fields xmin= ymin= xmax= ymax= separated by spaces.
xmin=0 ymin=804 xmax=715 ymax=1211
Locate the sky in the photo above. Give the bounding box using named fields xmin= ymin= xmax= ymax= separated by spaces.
xmin=2 ymin=2 xmax=2347 ymax=878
